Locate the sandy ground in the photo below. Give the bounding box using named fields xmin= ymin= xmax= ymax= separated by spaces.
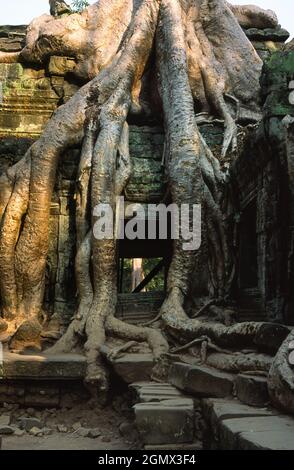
xmin=2 ymin=434 xmax=130 ymax=450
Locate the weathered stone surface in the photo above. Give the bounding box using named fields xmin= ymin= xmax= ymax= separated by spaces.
xmin=102 ymin=348 xmax=154 ymax=384
xmin=0 ymin=63 xmax=59 ymax=138
xmin=48 ymin=56 xmax=76 ymax=77
xmin=25 ymin=385 xmax=60 ymax=408
xmin=2 ymin=352 xmax=86 ymax=380
xmin=0 ymin=62 xmax=23 ymax=80
xmin=72 ymin=422 xmax=82 ymax=431
xmin=57 ymin=424 xmax=68 ymax=433
xmin=29 ymin=426 xmax=43 ymax=437
xmin=0 ymin=425 xmax=14 ymax=435
xmin=87 ymin=428 xmax=102 ymax=439
xmin=129 ymin=381 xmax=186 ymax=403
xmin=0 ymin=379 xmax=88 ymax=408
xmin=134 ymin=398 xmax=194 ymax=445
xmin=169 ymin=363 xmax=234 ymax=398
xmin=126 ymin=126 xmax=165 ymax=203
xmin=76 ymin=427 xmax=91 ymax=437
xmin=0 ymin=319 xmax=8 ymax=333
xmin=125 ymin=124 xmax=225 ymax=204
xmin=0 ymin=383 xmax=25 ymax=405
xmin=130 ymin=381 xmax=168 ymax=391
xmin=229 ymin=47 xmax=294 ymax=325
xmin=238 ymin=429 xmax=294 ymax=450
xmin=0 ymin=415 xmax=11 ymax=427
xmin=219 ymin=415 xmax=294 ymax=450
xmin=9 ymin=319 xmax=42 ymax=350
xmin=13 ymin=428 xmax=25 ymax=437
xmin=244 ymin=27 xmax=290 ymax=43
xmin=116 ymin=292 xmax=165 ymax=323
xmin=202 ymin=398 xmax=277 ymax=425
xmin=119 ymin=421 xmax=135 ymax=439
xmin=0 ymin=26 xmax=26 ymax=52
xmin=41 ymin=427 xmax=53 ymax=436
xmin=18 ymin=417 xmax=43 ymax=431
xmin=201 ymin=398 xmax=279 ymax=449
xmin=236 ymin=374 xmax=269 ymax=406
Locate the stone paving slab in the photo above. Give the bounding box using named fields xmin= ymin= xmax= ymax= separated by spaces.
xmin=236 ymin=374 xmax=269 ymax=407
xmin=1 ymin=352 xmax=86 ymax=380
xmin=102 ymin=349 xmax=154 ymax=384
xmin=238 ymin=430 xmax=294 ymax=450
xmin=134 ymin=398 xmax=194 ymax=445
xmin=202 ymin=398 xmax=294 ymax=450
xmin=169 ymin=363 xmax=235 ymax=398
xmin=129 ymin=381 xmax=187 ymax=403
xmin=202 ymin=398 xmax=278 ymax=424
xmin=220 ymin=415 xmax=294 ymax=450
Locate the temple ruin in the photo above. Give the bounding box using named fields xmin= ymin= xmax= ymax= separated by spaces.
xmin=0 ymin=0 xmax=293 ymax=451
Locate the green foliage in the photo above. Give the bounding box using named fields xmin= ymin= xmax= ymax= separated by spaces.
xmin=121 ymin=258 xmax=165 ymax=293
xmin=71 ymin=0 xmax=89 ymax=12
xmin=143 ymin=258 xmax=165 ymax=292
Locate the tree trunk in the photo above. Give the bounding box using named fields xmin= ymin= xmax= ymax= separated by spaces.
xmin=0 ymin=0 xmax=289 ymax=403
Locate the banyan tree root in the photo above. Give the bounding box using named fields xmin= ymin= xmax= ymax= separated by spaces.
xmin=46 ymin=0 xmax=170 ymax=391
xmin=227 ymin=2 xmax=278 ymax=29
xmin=162 ymin=307 xmax=290 ymax=353
xmin=268 ymin=330 xmax=294 ymax=414
xmin=206 ymin=351 xmax=273 ymax=373
xmin=0 ymin=0 xmax=288 ymax=397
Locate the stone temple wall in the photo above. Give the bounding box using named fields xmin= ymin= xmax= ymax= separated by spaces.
xmin=230 ymin=45 xmax=294 ymax=324
xmin=0 ymin=23 xmax=292 ymax=326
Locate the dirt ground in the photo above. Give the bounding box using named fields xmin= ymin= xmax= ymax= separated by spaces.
xmin=0 ymin=394 xmax=138 ymax=450
xmin=2 ymin=433 xmax=130 ymax=450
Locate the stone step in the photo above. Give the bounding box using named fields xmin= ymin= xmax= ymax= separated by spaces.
xmin=1 ymin=351 xmax=86 ymax=380
xmin=220 ymin=415 xmax=294 ymax=450
xmin=236 ymin=373 xmax=269 ymax=407
xmin=116 ymin=292 xmax=164 ymax=324
xmin=115 ymin=312 xmax=157 ymax=325
xmin=202 ymin=398 xmax=278 ymax=433
xmin=131 ymin=381 xmax=198 ymax=446
xmin=202 ymin=398 xmax=294 ymax=450
xmin=101 ymin=347 xmax=154 ymax=384
xmin=0 ymin=352 xmax=88 ymax=407
xmin=134 ymin=398 xmax=194 ymax=446
xmin=169 ymin=362 xmax=235 ymax=398
xmin=130 ymin=382 xmax=171 ymax=391
xmin=129 ymin=381 xmax=188 ymax=403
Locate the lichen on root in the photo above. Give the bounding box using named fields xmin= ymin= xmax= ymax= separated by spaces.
xmin=268 ymin=330 xmax=294 ymax=415
xmin=0 ymin=0 xmax=289 ymax=399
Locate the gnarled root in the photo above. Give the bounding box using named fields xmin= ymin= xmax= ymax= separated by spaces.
xmin=0 ymin=52 xmax=20 ymax=63
xmin=227 ymin=2 xmax=278 ymax=29
xmin=206 ymin=351 xmax=273 ymax=373
xmin=161 ymin=293 xmax=289 ymax=354
xmin=48 ymin=0 xmax=165 ymax=396
xmin=106 ymin=315 xmax=169 ymax=361
xmin=268 ymin=330 xmax=294 ymax=414
xmin=0 ymin=157 xmax=31 ymax=323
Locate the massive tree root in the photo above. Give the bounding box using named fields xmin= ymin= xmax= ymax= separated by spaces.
xmin=154 ymin=0 xmax=289 ymax=354
xmin=0 ymin=0 xmax=290 ymax=400
xmin=268 ymin=331 xmax=294 ymax=414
